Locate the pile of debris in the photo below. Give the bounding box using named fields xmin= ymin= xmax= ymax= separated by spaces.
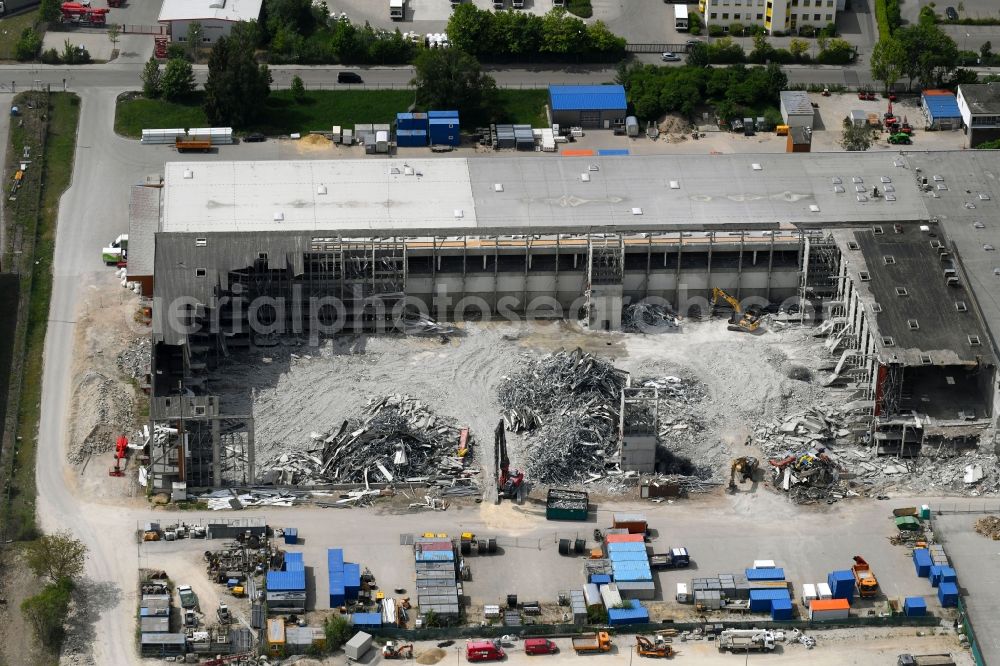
xmin=641 ymin=376 xmax=713 ymax=478
xmin=497 ymin=349 xmax=628 ymax=484
xmin=975 ymin=516 xmax=1000 ymax=540
xmin=258 ymin=394 xmax=477 ymax=488
xmin=116 ymin=335 xmax=151 ymax=381
xmin=621 ymin=303 xmax=680 ymax=333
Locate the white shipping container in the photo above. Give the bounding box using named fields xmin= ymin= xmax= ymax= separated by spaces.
xmin=600 ymin=583 xmax=622 ymax=609
xmin=809 ymin=606 xmax=849 ymax=621
xmin=816 ymin=583 xmax=833 ymax=599
xmin=675 ymin=583 xmax=690 ymax=603
xmin=583 ymin=583 xmax=601 ymax=608
xmin=801 ymin=583 xmax=817 ymax=606
xmin=753 ymin=560 xmax=776 ymax=569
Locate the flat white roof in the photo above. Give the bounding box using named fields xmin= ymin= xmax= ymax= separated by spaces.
xmin=161 ymin=160 xmax=478 ymax=233
xmin=158 ymin=0 xmax=263 ymax=23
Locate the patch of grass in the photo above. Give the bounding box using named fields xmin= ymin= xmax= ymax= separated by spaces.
xmin=3 ymin=93 xmax=81 ymax=541
xmin=566 ymin=0 xmax=593 ymax=19
xmin=114 ymin=93 xmax=208 ymax=138
xmin=115 ymin=89 xmax=415 ymax=138
xmin=0 ymin=10 xmax=41 ymax=61
xmin=494 ymin=89 xmax=548 ymax=126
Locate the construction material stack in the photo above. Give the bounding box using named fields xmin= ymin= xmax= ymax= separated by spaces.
xmin=414 ymin=536 xmax=460 ymax=619
xmin=605 ymin=533 xmax=654 ymax=599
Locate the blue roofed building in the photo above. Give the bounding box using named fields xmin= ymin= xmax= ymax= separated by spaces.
xmin=549 ymin=85 xmax=628 ymax=129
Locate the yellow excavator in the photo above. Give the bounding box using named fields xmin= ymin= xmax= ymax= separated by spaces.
xmin=710 ymin=288 xmax=763 ymax=333
xmin=729 ymin=456 xmax=759 ymax=492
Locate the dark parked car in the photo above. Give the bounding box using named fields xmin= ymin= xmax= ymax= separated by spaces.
xmin=244 ymin=133 xmax=266 ymax=143
xmin=338 ymin=71 xmax=363 ymax=84
xmin=945 ymin=6 xmax=958 ymax=20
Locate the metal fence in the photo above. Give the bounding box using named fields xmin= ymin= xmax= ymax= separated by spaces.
xmin=929 ymin=502 xmax=1000 ymax=515
xmin=120 ymin=24 xmax=167 ymax=35
xmin=958 ymin=598 xmax=986 ymax=666
xmin=366 ymin=615 xmax=940 ymax=642
xmin=626 ymin=43 xmax=691 ymax=54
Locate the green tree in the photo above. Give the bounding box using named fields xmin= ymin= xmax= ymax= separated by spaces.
xmin=586 ymin=20 xmax=625 ymax=57
xmin=265 ymin=0 xmax=318 ymax=37
xmin=324 ymin=614 xmax=352 ymax=650
xmin=107 ymin=24 xmax=120 ymax=53
xmin=62 ymin=39 xmax=90 ymax=64
xmin=789 ymin=38 xmax=809 ymax=60
xmin=446 ymin=2 xmax=493 ymax=57
xmin=186 ymin=22 xmax=204 ymax=57
xmin=141 ymin=56 xmax=162 ymax=98
xmin=897 ymin=23 xmax=959 ymax=89
xmin=25 ymin=532 xmax=87 ymax=584
xmin=919 ymin=5 xmax=938 ymax=25
xmin=411 ymin=48 xmax=497 ymax=126
xmin=686 ymin=42 xmax=710 ymax=67
xmin=39 ymin=0 xmax=60 ymax=24
xmin=204 ymin=22 xmax=272 ymax=127
xmin=14 ymin=28 xmax=42 ymax=61
xmin=870 ymin=37 xmax=906 ymax=93
xmin=981 ymin=41 xmax=993 ymax=59
xmin=21 ymin=579 xmax=74 ymax=647
xmin=540 ymin=7 xmax=587 ymax=56
xmin=290 ymin=74 xmax=306 ymax=102
xmin=817 ymin=37 xmax=854 ymax=65
xmin=161 ymin=57 xmax=196 ymax=99
xmin=841 ymin=117 xmax=875 ymax=151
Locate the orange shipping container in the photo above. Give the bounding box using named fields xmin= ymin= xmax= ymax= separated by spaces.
xmin=605 ymin=533 xmax=644 ymax=544
xmin=810 ymin=599 xmax=850 ymax=611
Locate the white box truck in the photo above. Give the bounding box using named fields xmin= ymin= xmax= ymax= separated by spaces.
xmin=389 ymin=0 xmax=404 ymax=20
xmin=674 ymin=4 xmax=689 ymax=30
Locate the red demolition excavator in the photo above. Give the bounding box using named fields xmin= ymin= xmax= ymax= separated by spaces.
xmin=109 ymin=434 xmax=128 ymax=477
xmin=494 ymin=421 xmax=524 ymax=504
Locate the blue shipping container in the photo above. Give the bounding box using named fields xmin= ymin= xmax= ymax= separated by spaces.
xmin=749 ymin=588 xmax=790 ymax=612
xmin=345 ymin=563 xmax=361 ymax=587
xmin=590 ymin=574 xmax=612 ymax=585
xmin=903 ymin=597 xmax=927 ymax=617
xmin=352 ymin=612 xmax=382 ymax=627
xmin=397 ymin=130 xmax=428 ymax=147
xmin=328 ymin=548 xmax=344 ymax=572
xmin=745 ymin=567 xmax=785 ymax=581
xmin=607 ymin=542 xmax=647 ymax=553
xmin=415 ymin=550 xmax=454 ymax=562
xmin=267 ymin=570 xmax=306 ymax=592
xmin=283 ymin=528 xmax=298 ymax=545
xmin=938 ymin=582 xmax=958 ymax=608
xmin=939 ymin=567 xmax=957 ymax=584
xmin=770 ymin=598 xmax=793 ymax=621
xmin=827 ymin=570 xmax=855 ymax=600
xmin=607 ymin=599 xmax=649 ymax=626
xmin=284 ymin=552 xmax=304 ymax=571
xmin=428 ymin=110 xmax=459 ymax=119
xmin=913 ymin=549 xmax=932 ymax=577
xmin=929 ymin=565 xmax=943 ymax=587
xmin=609 ymin=551 xmax=648 ymax=562
xmin=330 ymin=592 xmax=346 ymax=607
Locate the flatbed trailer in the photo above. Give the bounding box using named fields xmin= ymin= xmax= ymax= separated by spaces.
xmin=176 ymin=138 xmax=212 ymax=152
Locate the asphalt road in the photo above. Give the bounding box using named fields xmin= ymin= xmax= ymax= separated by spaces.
xmin=0 ymin=62 xmax=906 ymax=93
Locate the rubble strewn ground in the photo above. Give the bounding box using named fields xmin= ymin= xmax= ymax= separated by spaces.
xmin=975 ymin=516 xmax=1000 ymax=540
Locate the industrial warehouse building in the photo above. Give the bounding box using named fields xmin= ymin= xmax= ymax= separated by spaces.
xmin=780 ymin=91 xmax=816 ymax=129
xmin=133 ymin=151 xmax=1000 ymax=491
xmin=957 ymin=83 xmax=1000 ymax=147
xmin=158 ymin=0 xmax=263 ymax=43
xmin=548 ymin=85 xmax=627 ymax=129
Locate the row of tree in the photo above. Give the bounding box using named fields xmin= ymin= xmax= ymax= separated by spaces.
xmin=687 ymin=35 xmax=855 ymax=67
xmin=20 ymin=532 xmax=88 ymax=651
xmin=268 ymin=17 xmax=417 ymax=64
xmin=617 ymin=62 xmax=788 ymax=123
xmin=446 ymin=4 xmax=626 ymax=62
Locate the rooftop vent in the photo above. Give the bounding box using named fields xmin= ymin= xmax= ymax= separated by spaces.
xmin=196 ymin=268 xmax=207 ymax=277
xmin=588 ymin=164 xmax=599 ymax=172
xmin=969 ymin=335 xmax=982 ymax=346
xmin=920 ymin=354 xmax=933 ymax=365
xmin=832 ymin=177 xmax=842 ymax=185
xmin=494 ymin=183 xmax=504 ymax=192
xmin=853 ymin=176 xmax=864 ymax=184
xmin=857 ymin=194 xmax=869 ymax=202
xmin=855 ymin=185 xmax=866 ymax=193
xmin=907 ymin=319 xmax=920 ymax=330
xmin=847 ymin=241 xmax=860 ymax=250
xmin=834 ymin=185 xmax=845 ymax=193
xmin=979 ymin=193 xmax=991 ymax=200
xmin=895 ymin=287 xmax=908 ymax=296
xmin=956 ymin=301 xmax=968 ymax=312
xmin=454 ymin=209 xmax=464 ymax=218
xmin=884 ymin=255 xmax=896 ymax=265
xmin=859 ymin=271 xmax=871 ymax=281
xmin=884 ymin=184 xmax=895 ymax=192
xmin=208 ymin=0 xmax=225 ymax=8
xmin=882 ymin=336 xmax=895 ymax=346
xmin=669 ymin=180 xmax=680 ymax=189
xmin=273 ymin=212 xmax=284 ymax=221
xmin=881 ymin=176 xmax=892 ymax=183
xmin=581 ymin=173 xmax=591 ymax=182
xmin=975 ymin=221 xmax=986 ymax=229
xmin=985 ymin=244 xmax=996 ymax=251
xmin=631 ymin=207 xmax=643 ymax=215
xmin=937 ymin=183 xmax=948 ymax=191
xmin=317 ymin=185 xmax=327 ymax=195
xmin=885 ymin=193 xmax=897 ymax=201
xmin=873 ymin=225 xmax=884 ymax=234
xmin=871 ymin=303 xmax=883 ymax=313
xmin=751 ymin=163 xmax=762 ymax=171
xmin=809 ymin=204 xmax=820 ymax=212
xmin=183 ymin=169 xmax=193 ymax=179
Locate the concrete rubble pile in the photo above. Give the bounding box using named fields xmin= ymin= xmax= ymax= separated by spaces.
xmin=115 ymin=335 xmax=151 ymax=381
xmin=975 ymin=516 xmax=1000 ymax=540
xmin=258 ymin=394 xmax=477 ymax=489
xmin=758 ymin=404 xmax=1000 ymax=502
xmin=641 ymin=376 xmax=713 ymax=478
xmin=621 ymin=303 xmax=680 ymax=333
xmin=497 ymin=348 xmax=628 ymax=484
